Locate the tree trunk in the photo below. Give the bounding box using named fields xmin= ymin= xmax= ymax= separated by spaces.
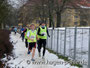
xmin=48 ymin=0 xmax=54 ymax=28
xmin=56 ymin=11 xmax=61 ymax=27
xmin=49 ymin=14 xmax=52 ymax=27
xmin=1 ymin=23 xmax=4 ymax=29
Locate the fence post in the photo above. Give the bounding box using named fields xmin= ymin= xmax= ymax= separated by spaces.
xmin=64 ymin=27 xmax=67 ymax=56
xmin=60 ymin=30 xmax=62 ymax=53
xmin=51 ymin=28 xmax=53 ymax=49
xmin=88 ymin=28 xmax=90 ymax=68
xmin=47 ymin=31 xmax=48 ymax=48
xmin=57 ymin=28 xmax=59 ymax=54
xmin=73 ymin=26 xmax=77 ymax=60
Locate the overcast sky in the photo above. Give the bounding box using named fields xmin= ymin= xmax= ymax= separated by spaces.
xmin=8 ymin=0 xmax=28 ymax=8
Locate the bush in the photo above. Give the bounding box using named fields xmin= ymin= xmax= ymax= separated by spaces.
xmin=0 ymin=29 xmax=13 ymax=68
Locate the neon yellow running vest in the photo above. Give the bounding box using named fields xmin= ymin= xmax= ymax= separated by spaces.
xmin=28 ymin=30 xmax=37 ymax=43
xmin=25 ymin=28 xmax=29 ymax=39
xmin=39 ymin=26 xmax=47 ymax=39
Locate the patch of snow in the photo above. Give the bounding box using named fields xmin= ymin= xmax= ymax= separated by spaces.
xmin=77 ymin=4 xmax=90 ymax=9
xmin=1 ymin=32 xmax=78 ymax=68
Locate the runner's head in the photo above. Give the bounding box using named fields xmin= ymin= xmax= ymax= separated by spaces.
xmin=41 ymin=21 xmax=46 ymax=27
xmin=30 ymin=24 xmax=35 ymax=30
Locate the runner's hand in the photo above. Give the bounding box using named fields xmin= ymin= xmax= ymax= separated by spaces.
xmin=41 ymin=34 xmax=44 ymax=36
xmin=37 ymin=38 xmax=39 ymax=40
xmin=31 ymin=39 xmax=34 ymax=42
xmin=29 ymin=38 xmax=34 ymax=42
xmin=48 ymin=35 xmax=50 ymax=37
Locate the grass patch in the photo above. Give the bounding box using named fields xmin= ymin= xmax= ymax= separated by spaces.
xmin=46 ymin=48 xmax=82 ymax=68
xmin=71 ymin=63 xmax=82 ymax=68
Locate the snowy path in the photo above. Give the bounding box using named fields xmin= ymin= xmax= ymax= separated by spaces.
xmin=2 ymin=32 xmax=78 ymax=68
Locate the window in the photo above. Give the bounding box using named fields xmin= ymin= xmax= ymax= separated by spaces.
xmin=74 ymin=16 xmax=78 ymax=18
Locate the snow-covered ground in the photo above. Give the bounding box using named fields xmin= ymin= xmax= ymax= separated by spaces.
xmin=1 ymin=32 xmax=78 ymax=68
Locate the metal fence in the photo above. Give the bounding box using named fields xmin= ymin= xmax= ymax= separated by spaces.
xmin=46 ymin=27 xmax=90 ymax=68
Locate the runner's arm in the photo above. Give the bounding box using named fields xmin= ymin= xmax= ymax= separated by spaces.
xmin=36 ymin=35 xmax=39 ymax=40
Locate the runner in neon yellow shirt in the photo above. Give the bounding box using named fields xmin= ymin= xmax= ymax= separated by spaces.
xmin=24 ymin=28 xmax=29 ymax=48
xmin=37 ymin=22 xmax=50 ymax=59
xmin=27 ymin=24 xmax=38 ymax=61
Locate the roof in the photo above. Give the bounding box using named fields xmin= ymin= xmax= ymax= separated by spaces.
xmin=79 ymin=0 xmax=90 ymax=7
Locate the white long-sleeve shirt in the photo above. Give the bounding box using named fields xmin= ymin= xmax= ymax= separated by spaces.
xmin=27 ymin=30 xmax=37 ymax=38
